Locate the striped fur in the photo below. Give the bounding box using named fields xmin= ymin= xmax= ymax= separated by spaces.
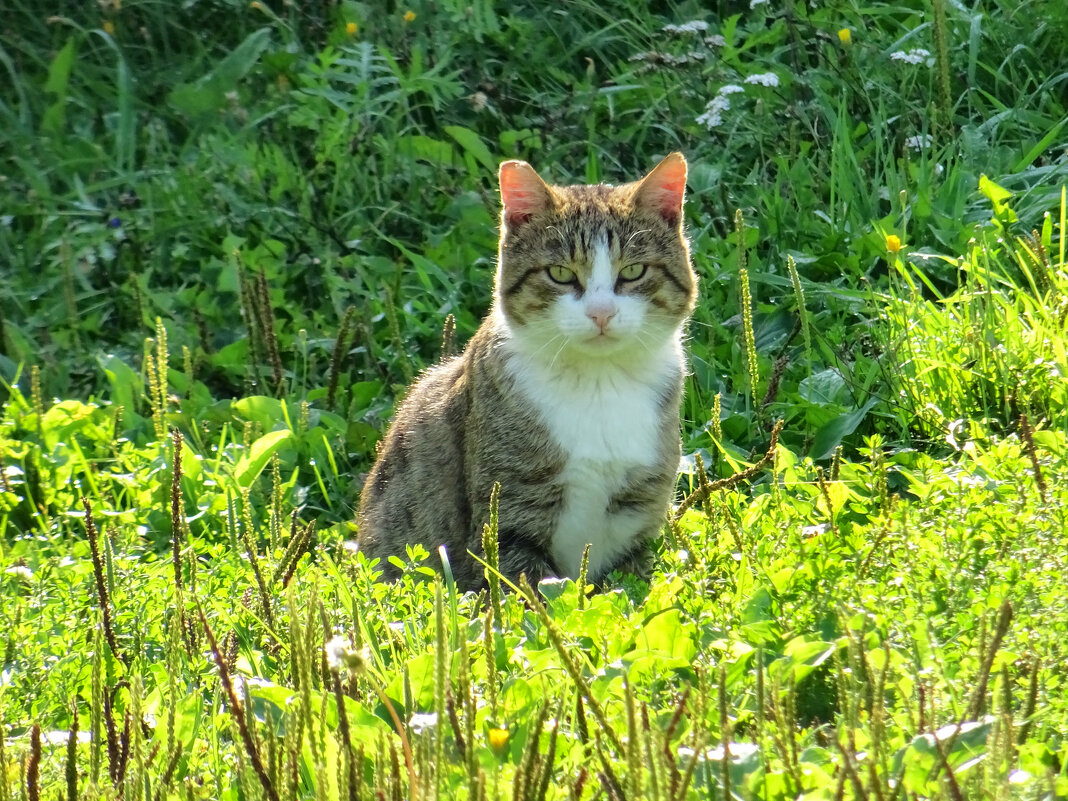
xmin=357 ymin=153 xmax=697 ymax=590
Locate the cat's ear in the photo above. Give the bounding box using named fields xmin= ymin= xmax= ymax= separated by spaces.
xmin=633 ymin=152 xmax=687 ymax=226
xmin=499 ymin=161 xmax=554 ymax=228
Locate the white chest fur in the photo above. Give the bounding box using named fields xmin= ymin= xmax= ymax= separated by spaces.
xmin=504 ymin=338 xmax=682 ymax=579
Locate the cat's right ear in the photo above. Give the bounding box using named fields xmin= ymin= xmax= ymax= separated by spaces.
xmin=499 ymin=161 xmax=553 ymax=228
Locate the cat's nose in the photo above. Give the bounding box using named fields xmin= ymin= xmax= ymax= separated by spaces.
xmin=587 ymin=306 xmax=617 ymax=333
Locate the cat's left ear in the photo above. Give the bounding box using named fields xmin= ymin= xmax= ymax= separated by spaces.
xmin=499 ymin=161 xmax=554 ymax=228
xmin=633 ymin=152 xmax=687 ymax=227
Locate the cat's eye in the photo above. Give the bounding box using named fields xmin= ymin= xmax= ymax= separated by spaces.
xmin=546 ymin=265 xmax=577 ymax=284
xmin=619 ymin=263 xmax=647 ymax=282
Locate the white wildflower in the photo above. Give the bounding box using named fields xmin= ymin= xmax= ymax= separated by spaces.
xmin=719 ymin=84 xmax=745 ymax=95
xmin=408 ymin=713 xmax=438 ymax=734
xmin=905 ymin=134 xmax=933 ymax=150
xmin=324 ymin=635 xmax=351 ymax=671
xmin=696 ymin=95 xmax=731 ymax=129
xmin=750 ymin=0 xmax=770 ymax=6
xmin=744 ymin=72 xmax=780 ymax=87
xmin=663 ymin=20 xmax=709 ymax=34
xmin=704 ymin=34 xmax=726 ymax=47
xmin=695 ymin=109 xmax=723 ymax=129
xmin=324 ymin=635 xmax=370 ymax=673
xmin=890 ymin=48 xmax=930 ymax=65
xmin=5 ymin=565 xmax=32 ymax=581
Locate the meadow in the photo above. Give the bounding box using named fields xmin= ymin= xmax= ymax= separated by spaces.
xmin=1 ymin=0 xmax=1067 ymax=798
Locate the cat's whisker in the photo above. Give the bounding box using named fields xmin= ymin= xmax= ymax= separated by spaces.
xmin=546 ymin=337 xmax=571 ymax=372
xmin=625 ymin=228 xmax=653 ymax=248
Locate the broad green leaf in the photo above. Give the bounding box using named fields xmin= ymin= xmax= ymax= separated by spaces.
xmin=98 ymin=353 xmax=140 ymax=414
xmin=41 ymin=39 xmax=76 ymax=134
xmin=445 ymin=125 xmax=497 ymax=173
xmin=808 ymin=396 xmax=879 ymax=460
xmin=799 ymin=368 xmax=847 ymax=406
xmin=234 ymin=428 xmax=293 ymax=487
xmin=636 ymin=609 xmax=697 ymax=661
xmin=168 ymin=28 xmax=272 ymax=116
xmin=979 ymin=173 xmax=1018 ymax=225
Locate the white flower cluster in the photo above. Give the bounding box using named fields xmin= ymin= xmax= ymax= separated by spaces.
xmin=890 ymin=48 xmax=931 ymax=65
xmin=905 ymin=134 xmax=933 ymax=150
xmin=705 ymin=34 xmax=727 ymax=47
xmin=744 ymin=72 xmax=780 ymax=87
xmin=696 ymin=96 xmax=731 ymax=129
xmin=750 ymin=0 xmax=770 ymax=7
xmin=696 ymin=83 xmax=746 ymax=130
xmin=630 ymin=50 xmax=707 ymax=66
xmin=663 ymin=20 xmax=709 ymax=34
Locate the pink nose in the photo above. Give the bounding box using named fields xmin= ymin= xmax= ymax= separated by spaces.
xmin=588 ymin=308 xmax=617 ymax=332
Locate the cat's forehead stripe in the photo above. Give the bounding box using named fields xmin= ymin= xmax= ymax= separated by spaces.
xmin=589 ymin=239 xmax=614 ymax=290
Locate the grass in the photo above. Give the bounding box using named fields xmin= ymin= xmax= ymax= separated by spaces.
xmin=1 ymin=0 xmax=1068 ymax=798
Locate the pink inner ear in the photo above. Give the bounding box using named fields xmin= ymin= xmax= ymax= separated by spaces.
xmin=500 ymin=162 xmax=549 ymax=225
xmin=643 ymin=159 xmax=687 ymax=221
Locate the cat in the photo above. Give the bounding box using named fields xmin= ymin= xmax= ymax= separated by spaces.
xmin=357 ymin=152 xmax=698 ymax=591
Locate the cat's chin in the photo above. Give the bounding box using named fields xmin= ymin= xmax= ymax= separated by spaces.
xmin=559 ymin=332 xmax=656 ymax=363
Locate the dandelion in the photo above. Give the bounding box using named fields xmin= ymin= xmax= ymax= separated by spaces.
xmin=890 ymin=48 xmax=931 ymax=65
xmin=838 ymin=28 xmax=852 ymax=44
xmin=488 ymin=728 xmax=510 ymax=752
xmin=103 ymin=20 xmax=115 ymax=34
xmin=345 ymin=21 xmax=357 ymax=35
xmin=886 ymin=234 xmax=902 ymax=254
xmin=744 ymin=72 xmax=780 ymax=87
xmin=663 ymin=20 xmax=708 ymax=34
xmin=403 ymin=9 xmax=416 ymax=22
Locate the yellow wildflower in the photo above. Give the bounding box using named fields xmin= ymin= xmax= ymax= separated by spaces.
xmin=885 ymin=234 xmax=902 ymax=254
xmin=487 ymin=728 xmax=509 ymax=751
xmin=250 ymin=1 xmax=262 ymax=8
xmin=103 ymin=20 xmax=116 ymax=35
xmin=837 ymin=28 xmax=851 ymax=45
xmin=346 ymin=21 xmax=358 ymax=35
xmin=404 ymin=10 xmax=416 ymax=22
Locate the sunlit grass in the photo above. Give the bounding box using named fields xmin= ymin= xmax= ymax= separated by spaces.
xmin=2 ymin=0 xmax=1068 ymax=797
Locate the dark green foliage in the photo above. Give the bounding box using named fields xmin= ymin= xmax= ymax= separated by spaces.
xmin=1 ymin=0 xmax=1068 ymax=798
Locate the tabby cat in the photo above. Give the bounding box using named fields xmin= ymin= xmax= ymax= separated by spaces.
xmin=357 ymin=152 xmax=698 ymax=590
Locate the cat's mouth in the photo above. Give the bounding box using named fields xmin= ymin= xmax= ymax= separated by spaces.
xmin=572 ymin=330 xmax=629 ymax=355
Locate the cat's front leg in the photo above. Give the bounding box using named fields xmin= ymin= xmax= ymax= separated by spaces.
xmin=603 ymin=539 xmax=655 ymax=584
xmin=494 ymin=531 xmax=558 ymax=589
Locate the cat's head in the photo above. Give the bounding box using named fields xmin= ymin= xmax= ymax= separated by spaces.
xmin=494 ymin=153 xmax=697 ymax=364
